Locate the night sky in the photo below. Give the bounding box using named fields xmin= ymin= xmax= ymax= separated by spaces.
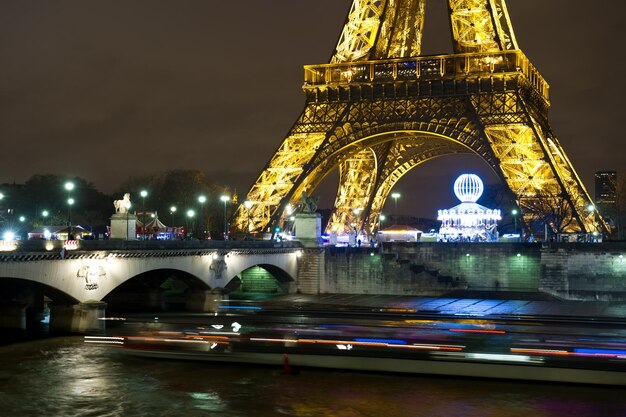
xmin=1 ymin=1 xmax=624 ymax=217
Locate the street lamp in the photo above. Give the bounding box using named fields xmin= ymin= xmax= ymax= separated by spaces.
xmin=67 ymin=198 xmax=74 ymax=239
xmin=140 ymin=190 xmax=148 ymax=240
xmin=186 ymin=209 xmax=195 ymax=240
xmin=391 ymin=192 xmax=400 ymax=221
xmin=379 ymin=214 xmax=386 ymax=232
xmin=512 ymin=209 xmax=518 ymax=236
xmin=353 ymin=207 xmax=363 ymax=237
xmin=170 ymin=206 xmax=177 ymax=239
xmin=244 ymin=200 xmax=253 ymax=239
xmin=198 ymin=196 xmax=207 ymax=240
xmin=587 ymin=204 xmax=597 ymax=240
xmin=64 ymin=182 xmax=74 ymax=239
xmin=220 ymin=195 xmax=230 ymax=240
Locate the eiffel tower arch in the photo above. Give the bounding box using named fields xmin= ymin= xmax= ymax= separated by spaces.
xmin=233 ymin=0 xmax=607 ymax=238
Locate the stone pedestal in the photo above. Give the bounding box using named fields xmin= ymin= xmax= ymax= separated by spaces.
xmin=110 ymin=212 xmax=137 ymax=240
xmin=295 ymin=213 xmax=322 ymax=247
xmin=49 ymin=301 xmax=107 ymax=335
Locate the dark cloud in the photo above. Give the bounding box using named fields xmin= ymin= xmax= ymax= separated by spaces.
xmin=1 ymin=1 xmax=624 ymax=217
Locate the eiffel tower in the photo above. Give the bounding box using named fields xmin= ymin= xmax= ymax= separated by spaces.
xmin=233 ymin=0 xmax=606 ymax=237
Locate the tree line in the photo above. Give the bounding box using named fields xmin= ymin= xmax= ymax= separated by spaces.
xmin=0 ymin=169 xmax=236 ymax=240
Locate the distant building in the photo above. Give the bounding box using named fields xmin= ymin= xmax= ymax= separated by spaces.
xmin=594 ymin=170 xmax=618 ymax=230
xmin=595 ymin=170 xmax=617 ymax=205
xmin=378 ymin=224 xmax=422 ymax=243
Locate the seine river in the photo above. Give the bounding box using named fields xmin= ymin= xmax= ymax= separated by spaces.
xmin=1 ymin=336 xmax=626 ymax=417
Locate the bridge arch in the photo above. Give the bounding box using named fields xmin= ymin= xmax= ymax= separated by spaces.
xmin=0 ymin=276 xmax=78 ymax=305
xmin=291 ymin=120 xmax=504 ymax=233
xmin=102 ymin=268 xmax=210 ymax=311
xmin=225 ymin=264 xmax=295 ymax=295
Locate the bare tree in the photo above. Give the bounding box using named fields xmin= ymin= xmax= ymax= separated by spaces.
xmin=521 ymin=190 xmax=576 ymax=237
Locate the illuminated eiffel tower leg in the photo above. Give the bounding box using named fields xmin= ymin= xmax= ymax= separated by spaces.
xmin=326 ymin=137 xmax=473 ymax=235
xmin=233 ymin=0 xmax=607 ymax=236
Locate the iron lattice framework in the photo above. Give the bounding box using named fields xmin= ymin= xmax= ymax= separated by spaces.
xmin=233 ymin=0 xmax=607 ymax=236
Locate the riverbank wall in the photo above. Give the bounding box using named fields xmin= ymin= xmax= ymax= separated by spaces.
xmin=296 ymin=242 xmax=626 ymax=300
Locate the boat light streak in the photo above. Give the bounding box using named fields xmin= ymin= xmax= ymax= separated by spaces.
xmin=449 ymin=329 xmax=506 ymax=334
xmin=84 ymin=336 xmax=124 ymax=345
xmin=433 ymin=351 xmax=544 ymax=363
xmin=511 ymin=348 xmax=570 ymax=356
xmin=336 ymin=344 xmax=353 ymax=350
xmin=573 ymin=348 xmax=626 ymax=357
xmin=250 ymin=337 xmax=463 ymax=351
xmin=354 ymin=338 xmax=407 ymax=345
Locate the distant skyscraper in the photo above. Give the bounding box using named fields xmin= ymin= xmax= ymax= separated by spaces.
xmin=595 ymin=171 xmax=617 ymax=205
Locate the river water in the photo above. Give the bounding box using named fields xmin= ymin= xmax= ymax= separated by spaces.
xmin=1 ymin=337 xmax=626 ymax=417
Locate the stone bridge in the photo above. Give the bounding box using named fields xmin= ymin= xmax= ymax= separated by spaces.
xmin=0 ymin=240 xmax=302 ymax=332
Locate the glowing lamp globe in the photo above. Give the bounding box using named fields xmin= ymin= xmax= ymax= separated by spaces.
xmin=453 ymin=174 xmax=484 ymax=203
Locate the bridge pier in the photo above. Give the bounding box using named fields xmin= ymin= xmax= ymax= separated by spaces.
xmin=185 ymin=289 xmax=228 ymax=312
xmin=49 ymin=301 xmax=107 ymax=335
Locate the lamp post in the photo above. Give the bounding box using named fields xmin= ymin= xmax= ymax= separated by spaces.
xmin=67 ymin=198 xmax=74 ymax=239
xmin=186 ymin=209 xmax=195 ymax=240
xmin=41 ymin=210 xmax=49 ymax=229
xmin=512 ymin=209 xmax=518 ymax=237
xmin=244 ymin=200 xmax=253 ymax=239
xmin=379 ymin=214 xmax=386 ymax=232
xmin=126 ymin=200 xmax=131 ymax=241
xmin=140 ymin=190 xmax=148 ymax=240
xmin=198 ymin=196 xmax=207 ymax=240
xmin=18 ymin=216 xmax=25 ymax=239
xmin=64 ymin=182 xmax=74 ymax=240
xmin=353 ymin=207 xmax=363 ymax=239
xmin=170 ymin=206 xmax=177 ymax=239
xmin=220 ymin=195 xmax=230 ymax=240
xmin=391 ymin=192 xmax=400 ymax=222
xmin=587 ymin=204 xmax=597 ymax=241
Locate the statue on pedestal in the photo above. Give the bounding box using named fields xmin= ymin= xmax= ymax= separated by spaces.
xmin=299 ymin=191 xmax=319 ymax=213
xmin=110 ymin=193 xmax=136 ymax=240
xmin=114 ymin=193 xmax=131 ymax=214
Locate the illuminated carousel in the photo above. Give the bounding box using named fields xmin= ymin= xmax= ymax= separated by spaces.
xmin=438 ymin=174 xmax=501 ymax=242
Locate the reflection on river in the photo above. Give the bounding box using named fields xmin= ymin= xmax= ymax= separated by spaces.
xmin=1 ymin=337 xmax=625 ymax=417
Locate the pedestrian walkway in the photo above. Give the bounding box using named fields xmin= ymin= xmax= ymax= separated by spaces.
xmin=263 ymin=292 xmax=626 ymax=320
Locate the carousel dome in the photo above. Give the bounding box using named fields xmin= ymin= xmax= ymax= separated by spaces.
xmin=454 ymin=174 xmax=484 ymax=203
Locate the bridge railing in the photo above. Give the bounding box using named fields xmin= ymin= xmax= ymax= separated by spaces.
xmin=304 ymin=50 xmax=549 ymax=102
xmin=1 ymin=239 xmax=303 ymax=254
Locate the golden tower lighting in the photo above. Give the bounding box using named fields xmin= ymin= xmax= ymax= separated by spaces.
xmin=233 ymin=0 xmax=607 ymax=237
